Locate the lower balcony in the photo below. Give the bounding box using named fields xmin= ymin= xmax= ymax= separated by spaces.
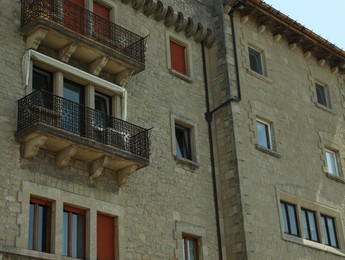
xmin=16 ymin=90 xmax=150 ymax=185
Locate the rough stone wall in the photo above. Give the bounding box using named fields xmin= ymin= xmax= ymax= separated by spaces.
xmin=229 ymin=11 xmax=345 ymax=260
xmin=0 ymin=0 xmax=220 ymax=259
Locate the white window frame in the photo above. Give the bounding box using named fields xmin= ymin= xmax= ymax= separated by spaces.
xmin=315 ymin=81 xmax=331 ymax=109
xmin=248 ymin=46 xmax=266 ymax=76
xmin=325 ymin=149 xmax=340 ymax=177
xmin=256 ymin=118 xmax=272 ymax=150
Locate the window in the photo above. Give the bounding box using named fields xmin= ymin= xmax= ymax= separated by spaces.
xmin=175 ymin=123 xmax=192 ymax=160
xmin=321 ymin=215 xmax=338 ymax=248
xmin=280 ymin=201 xmax=299 ymax=237
xmin=256 ymin=119 xmax=272 ymax=150
xmin=170 ymin=40 xmax=187 ymax=75
xmin=279 ymin=199 xmax=341 ymax=249
xmin=33 ymin=67 xmax=53 ymax=93
xmin=95 ymin=92 xmax=112 ymax=128
xmin=97 ymin=213 xmax=116 ymax=260
xmin=28 ymin=197 xmax=51 ymax=253
xmin=315 ymin=82 xmax=330 ymax=108
xmin=301 ymin=208 xmax=319 ymax=242
xmin=93 ymin=1 xmax=111 ymax=39
xmin=63 ymin=205 xmax=85 ymax=258
xmin=325 ymin=149 xmax=339 ymax=176
xmin=182 ymin=234 xmax=199 ymax=260
xmin=249 ymin=47 xmax=265 ymax=75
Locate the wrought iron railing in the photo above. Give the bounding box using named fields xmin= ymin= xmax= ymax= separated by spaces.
xmin=21 ymin=0 xmax=146 ymax=63
xmin=17 ymin=90 xmax=150 ymax=159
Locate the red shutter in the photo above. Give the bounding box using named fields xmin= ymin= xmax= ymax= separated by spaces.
xmin=64 ymin=0 xmax=85 ymax=34
xmin=170 ymin=40 xmax=187 ymax=75
xmin=94 ymin=2 xmax=111 ymax=38
xmin=97 ymin=213 xmax=115 ymax=260
xmin=94 ymin=2 xmax=111 ymax=20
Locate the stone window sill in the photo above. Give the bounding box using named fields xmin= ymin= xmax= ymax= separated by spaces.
xmin=169 ymin=69 xmax=193 ymax=83
xmin=247 ymin=69 xmax=273 ymax=84
xmin=256 ymin=145 xmax=281 ymax=158
xmin=174 ymin=155 xmax=199 ymax=170
xmin=0 ymin=247 xmax=79 ymax=260
xmin=326 ymin=172 xmax=345 ymax=184
xmin=314 ymin=102 xmax=335 ymax=114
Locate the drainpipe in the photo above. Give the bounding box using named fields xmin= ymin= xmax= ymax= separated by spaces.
xmin=201 ymin=41 xmax=223 ymax=260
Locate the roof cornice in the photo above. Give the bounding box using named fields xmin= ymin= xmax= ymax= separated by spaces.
xmin=226 ymin=0 xmax=345 ymax=73
xmin=121 ymin=0 xmax=216 ymax=48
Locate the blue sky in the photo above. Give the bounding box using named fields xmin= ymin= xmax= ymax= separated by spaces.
xmin=262 ymin=0 xmax=345 ymax=50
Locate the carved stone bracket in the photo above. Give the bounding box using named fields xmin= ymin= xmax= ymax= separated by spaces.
xmin=175 ymin=12 xmax=188 ymax=33
xmin=143 ymin=0 xmax=157 ymax=17
xmin=58 ymin=43 xmax=78 ymax=63
xmin=26 ymin=29 xmax=48 ymax=49
xmin=90 ymin=156 xmax=111 ymax=179
xmin=23 ymin=135 xmax=47 ymax=159
xmin=56 ymin=145 xmax=77 ymax=168
xmin=88 ymin=56 xmax=109 ymax=76
xmin=115 ymin=68 xmax=134 ymax=86
xmin=154 ymin=0 xmax=168 ymax=22
xmin=133 ymin=0 xmax=145 ymax=10
xmin=117 ymin=164 xmax=138 ymax=186
xmin=185 ymin=18 xmax=198 ymax=38
xmin=164 ymin=6 xmax=178 ymax=28
xmin=194 ymin=23 xmax=207 ymax=43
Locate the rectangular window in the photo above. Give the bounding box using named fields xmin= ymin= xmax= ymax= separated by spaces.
xmin=315 ymin=82 xmax=330 ymax=108
xmin=97 ymin=213 xmax=116 ymax=260
xmin=182 ymin=234 xmax=199 ymax=260
xmin=63 ymin=205 xmax=85 ymax=259
xmin=321 ymin=215 xmax=338 ymax=248
xmin=301 ymin=208 xmax=319 ymax=242
xmin=93 ymin=1 xmax=111 ymax=39
xmin=256 ymin=119 xmax=272 ymax=150
xmin=280 ymin=201 xmax=299 ymax=236
xmin=170 ymin=40 xmax=187 ymax=75
xmin=249 ymin=47 xmax=265 ymax=75
xmin=325 ymin=149 xmax=339 ymax=176
xmin=175 ymin=123 xmax=192 ymax=160
xmin=64 ymin=0 xmax=85 ymax=35
xmin=28 ymin=197 xmax=51 ymax=253
xmin=33 ymin=67 xmax=53 ymax=93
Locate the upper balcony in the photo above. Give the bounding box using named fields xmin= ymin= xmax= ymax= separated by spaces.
xmin=20 ymin=0 xmax=146 ymax=84
xmin=16 ymin=90 xmax=150 ymax=185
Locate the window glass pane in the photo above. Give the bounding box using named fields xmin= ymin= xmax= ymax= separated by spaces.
xmin=280 ymin=203 xmax=289 ymax=233
xmin=321 ymin=216 xmax=329 ymax=245
xmin=182 ymin=239 xmax=186 ymax=260
xmin=62 ymin=211 xmax=69 ymax=256
xmin=37 ymin=206 xmax=43 ymax=251
xmin=287 ymin=204 xmax=298 ymax=236
xmin=316 ymin=83 xmax=328 ymax=107
xmin=72 ymin=213 xmax=78 ymax=257
xmin=326 ymin=151 xmax=338 ymax=176
xmin=28 ymin=203 xmax=35 ymax=250
xmin=249 ymin=48 xmax=263 ymax=75
xmin=188 ymin=239 xmax=197 ymax=260
xmin=307 ymin=211 xmax=318 ymax=241
xmin=175 ymin=125 xmax=191 ymax=160
xmin=301 ymin=209 xmax=309 ymax=239
xmin=326 ymin=217 xmax=338 ymax=248
xmin=256 ymin=121 xmax=270 ymax=149
xmin=76 ymin=214 xmax=84 ymax=258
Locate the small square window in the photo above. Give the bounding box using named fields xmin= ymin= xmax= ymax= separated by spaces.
xmin=315 ymin=82 xmax=330 ymax=108
xmin=321 ymin=215 xmax=338 ymax=248
xmin=28 ymin=197 xmax=52 ymax=253
xmin=170 ymin=40 xmax=187 ymax=75
xmin=249 ymin=47 xmax=265 ymax=75
xmin=325 ymin=149 xmax=339 ymax=176
xmin=256 ymin=119 xmax=272 ymax=150
xmin=280 ymin=201 xmax=299 ymax=237
xmin=182 ymin=234 xmax=199 ymax=260
xmin=175 ymin=124 xmax=192 ymax=160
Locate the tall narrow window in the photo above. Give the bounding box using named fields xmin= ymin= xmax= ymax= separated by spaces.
xmin=280 ymin=201 xmax=299 ymax=237
xmin=315 ymin=82 xmax=330 ymax=108
xmin=325 ymin=149 xmax=339 ymax=176
xmin=182 ymin=234 xmax=199 ymax=260
xmin=321 ymin=215 xmax=338 ymax=248
xmin=28 ymin=197 xmax=51 ymax=253
xmin=249 ymin=47 xmax=265 ymax=75
xmin=97 ymin=213 xmax=116 ymax=260
xmin=170 ymin=40 xmax=187 ymax=75
xmin=175 ymin=123 xmax=192 ymax=160
xmin=63 ymin=205 xmax=85 ymax=259
xmin=256 ymin=119 xmax=272 ymax=150
xmin=301 ymin=208 xmax=319 ymax=242
xmin=64 ymin=0 xmax=85 ymax=35
xmin=93 ymin=1 xmax=111 ymax=39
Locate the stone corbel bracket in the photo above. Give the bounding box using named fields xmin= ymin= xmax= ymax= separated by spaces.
xmin=22 ymin=135 xmax=48 ymax=159
xmin=121 ymin=0 xmax=215 ymax=48
xmin=90 ymin=156 xmax=111 ymax=180
xmin=118 ymin=164 xmax=138 ymax=186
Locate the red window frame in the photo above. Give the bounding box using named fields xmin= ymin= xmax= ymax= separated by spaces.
xmin=97 ymin=212 xmax=117 ymax=260
xmin=28 ymin=197 xmax=52 ymax=253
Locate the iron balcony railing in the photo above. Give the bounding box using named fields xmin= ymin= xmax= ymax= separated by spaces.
xmin=21 ymin=0 xmax=146 ymax=64
xmin=17 ymin=90 xmax=150 ymax=159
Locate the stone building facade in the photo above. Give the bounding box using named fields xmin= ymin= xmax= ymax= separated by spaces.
xmin=1 ymin=0 xmax=345 ymax=259
xmin=212 ymin=0 xmax=345 ymax=259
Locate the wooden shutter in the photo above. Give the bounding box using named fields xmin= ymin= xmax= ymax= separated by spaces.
xmin=97 ymin=213 xmax=116 ymax=260
xmin=170 ymin=40 xmax=187 ymax=75
xmin=94 ymin=2 xmax=111 ymax=20
xmin=94 ymin=2 xmax=111 ymax=38
xmin=64 ymin=0 xmax=85 ymax=34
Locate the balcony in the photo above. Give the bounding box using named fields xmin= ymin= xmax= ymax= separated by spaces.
xmin=20 ymin=0 xmax=146 ymax=84
xmin=16 ymin=90 xmax=150 ymax=185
